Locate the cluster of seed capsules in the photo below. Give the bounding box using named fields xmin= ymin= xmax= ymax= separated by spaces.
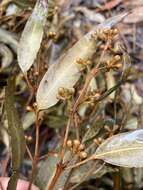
xmin=92 ymin=28 xmax=123 ymax=71
xmin=91 ymin=28 xmax=118 ymax=41
xmin=66 ymin=139 xmax=87 ymax=159
xmin=57 ymin=87 xmax=75 ymax=100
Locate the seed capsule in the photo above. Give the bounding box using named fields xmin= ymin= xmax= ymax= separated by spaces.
xmin=33 ymin=102 xmax=37 ymax=108
xmin=26 ymin=106 xmax=33 ymax=111
xmin=114 ymin=55 xmax=121 ymax=61
xmin=113 ymin=28 xmax=118 ymax=35
xmin=78 ymin=144 xmax=85 ymax=151
xmin=73 ymin=140 xmax=80 ymax=148
xmin=25 ymin=135 xmax=32 ymax=142
xmin=58 ymin=87 xmax=65 ymax=94
xmin=79 ymin=151 xmax=87 ymax=159
xmin=66 ymin=140 xmax=73 ymax=148
xmin=48 ymin=31 xmax=56 ymax=39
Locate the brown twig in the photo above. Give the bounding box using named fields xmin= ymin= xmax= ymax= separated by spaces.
xmin=26 ymin=144 xmax=33 ymax=162
xmin=46 ymin=119 xmax=71 ymax=190
xmin=28 ymin=109 xmax=40 ymax=190
xmin=47 ymin=163 xmax=65 ymax=190
xmin=73 ymin=39 xmax=111 ymax=112
xmin=72 ymin=39 xmax=111 ymax=140
xmin=38 ymin=152 xmax=58 ymax=161
xmin=69 ymin=162 xmax=105 ymax=190
xmin=60 ymin=119 xmax=71 ymax=162
xmin=66 ymin=156 xmax=94 ymax=170
xmin=24 ymin=74 xmax=35 ymax=106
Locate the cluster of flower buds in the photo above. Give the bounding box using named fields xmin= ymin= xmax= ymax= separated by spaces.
xmin=91 ymin=28 xmax=118 ymax=42
xmin=48 ymin=31 xmax=57 ymax=39
xmin=105 ymin=55 xmax=122 ymax=71
xmin=76 ymin=58 xmax=92 ymax=71
xmin=57 ymin=87 xmax=75 ymax=100
xmin=66 ymin=139 xmax=87 ymax=159
xmin=84 ymin=90 xmax=101 ymax=106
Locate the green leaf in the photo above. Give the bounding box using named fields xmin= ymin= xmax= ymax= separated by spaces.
xmin=36 ymin=13 xmax=127 ymax=110
xmin=95 ymin=130 xmax=143 ymax=168
xmin=18 ymin=0 xmax=48 ymax=73
xmin=5 ymin=77 xmax=26 ymax=190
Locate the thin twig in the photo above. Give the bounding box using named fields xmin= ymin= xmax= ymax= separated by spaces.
xmin=47 ymin=118 xmax=71 ymax=190
xmin=24 ymin=74 xmax=35 ymax=106
xmin=47 ymin=163 xmax=65 ymax=190
xmin=74 ymin=114 xmax=80 ymax=140
xmin=26 ymin=144 xmax=33 ymax=162
xmin=60 ymin=119 xmax=71 ymax=162
xmin=72 ymin=39 xmax=111 ymax=140
xmin=70 ymin=162 xmax=105 ymax=190
xmin=66 ymin=156 xmax=95 ymax=170
xmin=38 ymin=152 xmax=58 ymax=161
xmin=28 ymin=110 xmax=40 ymax=190
xmin=73 ymin=38 xmax=111 ymax=113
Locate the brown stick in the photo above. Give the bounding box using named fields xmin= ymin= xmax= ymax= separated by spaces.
xmin=60 ymin=119 xmax=71 ymax=162
xmin=46 ymin=118 xmax=71 ymax=190
xmin=28 ymin=110 xmax=40 ymax=190
xmin=47 ymin=163 xmax=65 ymax=190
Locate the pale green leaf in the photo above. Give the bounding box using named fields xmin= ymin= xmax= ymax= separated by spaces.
xmin=95 ymin=130 xmax=143 ymax=168
xmin=18 ymin=0 xmax=48 ymax=73
xmin=36 ymin=13 xmax=127 ymax=110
